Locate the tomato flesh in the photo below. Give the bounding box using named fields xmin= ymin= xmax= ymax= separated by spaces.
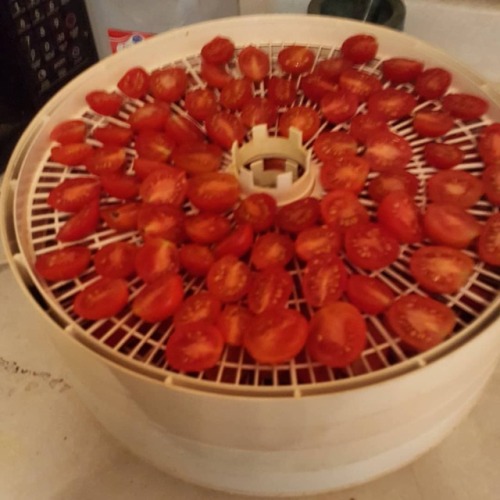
xmin=276 ymin=197 xmax=320 ymax=234
xmin=135 ymin=238 xmax=179 ymax=283
xmin=187 ymin=172 xmax=241 ymax=213
xmin=247 ymin=267 xmax=293 ymax=314
xmin=206 ymin=255 xmax=251 ymax=303
xmin=234 ymin=193 xmax=277 ymax=232
xmin=35 ymin=246 xmax=91 ymax=282
xmin=173 ymin=291 xmax=221 ymax=328
xmin=216 ymin=305 xmax=252 ymax=347
xmin=346 ymin=275 xmax=395 ymax=315
xmin=250 ymin=232 xmax=295 ymax=270
xmin=94 ymin=241 xmax=137 ymax=279
xmin=294 ymin=225 xmax=341 ymax=261
xmin=478 ymin=212 xmax=500 ymax=266
xmin=47 ymin=177 xmax=101 ymax=212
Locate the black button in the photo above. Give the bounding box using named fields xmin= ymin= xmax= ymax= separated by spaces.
xmin=30 ymin=7 xmax=45 ymax=25
xmin=34 ymin=21 xmax=50 ymax=39
xmin=44 ymin=0 xmax=60 ymax=16
xmin=9 ymin=1 xmax=26 ymax=19
xmin=47 ymin=13 xmax=62 ymax=31
xmin=15 ymin=14 xmax=32 ymax=34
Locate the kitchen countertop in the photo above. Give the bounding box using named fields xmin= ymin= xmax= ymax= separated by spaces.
xmin=1 ymin=2 xmax=500 ymax=499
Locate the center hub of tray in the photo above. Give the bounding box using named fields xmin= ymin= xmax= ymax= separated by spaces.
xmin=229 ymin=125 xmax=316 ymax=205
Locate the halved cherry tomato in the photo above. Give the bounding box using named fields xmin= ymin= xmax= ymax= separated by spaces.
xmin=100 ymin=202 xmax=140 ymax=233
xmin=478 ymin=123 xmax=500 ymax=166
xmin=132 ymin=158 xmax=169 ymax=180
xmin=216 ymin=304 xmax=253 ymax=346
xmin=320 ymin=154 xmax=370 ymax=193
xmin=307 ymin=301 xmax=367 ymax=367
xmin=368 ymin=170 xmax=419 ymax=203
xmin=276 ymin=197 xmax=320 ymax=234
xmin=214 ymin=223 xmax=254 ymax=259
xmin=100 ymin=172 xmax=140 ymax=200
xmin=381 ymin=57 xmax=424 ymax=84
xmin=205 ymin=111 xmax=245 ymax=149
xmin=187 ymin=172 xmax=241 ymax=213
xmin=349 ymin=112 xmax=390 ymax=144
xmin=184 ymin=88 xmax=218 ymax=122
xmin=74 ymin=277 xmax=129 ymax=320
xmin=410 ymin=246 xmax=474 ymax=295
xmin=266 ymin=76 xmax=297 ymax=107
xmin=128 ymin=103 xmax=169 ymax=132
xmin=135 ymin=131 xmax=175 ymax=162
xmin=238 ymin=45 xmax=270 ymax=81
xmin=346 ymin=274 xmax=395 ymax=315
xmin=184 ymin=212 xmax=231 ymax=245
xmin=412 ymin=110 xmax=454 ymax=138
xmin=278 ymin=105 xmax=320 ymax=142
xmin=302 ymin=255 xmax=347 ymax=308
xmin=313 ymin=130 xmax=358 ymax=162
xmin=424 ymin=142 xmax=464 ymax=170
xmin=341 ymin=34 xmax=377 ymax=64
xmin=132 ymin=273 xmax=184 ymax=323
xmin=423 ymin=203 xmax=482 ymax=249
xmin=206 ymin=255 xmax=251 ymax=303
xmin=171 ymin=142 xmax=223 ymax=176
xmin=300 ymin=72 xmax=339 ymax=102
xmin=173 ymin=291 xmax=221 ymax=328
xmin=135 ymin=237 xmax=179 ymax=283
xmin=240 ymin=97 xmax=278 ymax=128
xmin=57 ymin=199 xmax=100 ymax=242
xmin=339 ymin=68 xmax=382 ymax=102
xmin=414 ymin=67 xmax=452 ymax=100
xmin=320 ymin=189 xmax=370 ymax=231
xmin=35 ymin=246 xmax=91 ymax=282
xmin=250 ymin=232 xmax=295 ymax=270
xmin=137 ymin=204 xmax=185 ymax=242
xmin=320 ymin=89 xmax=359 ymax=124
xmin=442 ymin=93 xmax=489 ymax=121
xmin=200 ymin=60 xmax=233 ymax=89
xmin=385 ymin=294 xmax=456 ymax=352
xmin=344 ymin=222 xmax=400 ymax=270
xmin=50 ymin=120 xmax=87 ymax=144
xmin=316 ymin=56 xmax=352 ymax=82
xmin=117 ymin=66 xmax=150 ymax=99
xmin=367 ymin=88 xmax=416 ymax=122
xmin=50 ymin=143 xmax=94 ymax=166
xmin=277 ymin=45 xmax=315 ymax=75
xmin=139 ymin=167 xmax=187 ymax=207
xmin=201 ymin=36 xmax=235 ymax=64
xmin=483 ymin=164 xmax=500 ymax=205
xmin=426 ymin=170 xmax=484 ymax=208
xmin=164 ymin=113 xmax=204 ymax=145
xmin=220 ymin=78 xmax=254 ymax=111
xmin=247 ymin=267 xmax=293 ymax=314
xmin=244 ymin=308 xmax=309 ymax=365
xmin=377 ymin=191 xmax=423 ymax=244
xmin=85 ymin=146 xmax=126 ymax=176
xmin=149 ymin=67 xmax=187 ymax=102
xmin=47 ymin=177 xmax=101 ymax=212
xmin=364 ymin=131 xmax=413 ymax=172
xmin=234 ymin=193 xmax=277 ymax=232
xmin=94 ymin=241 xmax=137 ymax=279
xmin=179 ymin=243 xmax=215 ymax=277
xmin=86 ymin=90 xmax=123 ymax=116
xmin=295 ymin=225 xmax=342 ymax=261
xmin=92 ymin=124 xmax=133 ymax=146
xmin=166 ymin=320 xmax=224 ymax=372
xmin=478 ymin=212 xmax=500 ymax=266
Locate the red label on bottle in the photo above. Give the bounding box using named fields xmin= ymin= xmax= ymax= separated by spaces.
xmin=107 ymin=29 xmax=155 ymax=53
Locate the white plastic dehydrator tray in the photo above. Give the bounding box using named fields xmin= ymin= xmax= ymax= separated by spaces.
xmin=1 ymin=14 xmax=499 ymax=497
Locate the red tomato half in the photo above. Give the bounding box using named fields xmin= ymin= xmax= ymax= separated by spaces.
xmin=320 ymin=89 xmax=359 ymax=124
xmin=166 ymin=321 xmax=224 ymax=372
xmin=140 ymin=167 xmax=187 ymax=207
xmin=184 ymin=88 xmax=218 ymax=122
xmin=171 ymin=142 xmax=223 ymax=176
xmin=307 ymin=302 xmax=367 ymax=367
xmin=410 ymin=246 xmax=474 ymax=295
xmin=128 ymin=103 xmax=169 ymax=132
xmin=132 ymin=273 xmax=184 ymax=323
xmin=277 ymin=45 xmax=315 ymax=75
xmin=247 ymin=267 xmax=293 ymax=314
xmin=381 ymin=57 xmax=424 ymax=84
xmin=74 ymin=277 xmax=129 ymax=320
xmin=478 ymin=212 xmax=500 ymax=266
xmin=364 ymin=131 xmax=413 ymax=172
xmin=137 ymin=204 xmax=185 ymax=243
xmin=238 ymin=45 xmax=270 ymax=81
xmin=149 ymin=67 xmax=187 ymax=102
xmin=300 ymin=71 xmax=339 ymax=102
xmin=339 ymin=68 xmax=382 ymax=102
xmin=117 ymin=66 xmax=150 ymax=99
xmin=244 ymin=308 xmax=309 ymax=365
xmin=349 ymin=112 xmax=390 ymax=144
xmin=187 ymin=172 xmax=240 ymax=213
xmin=164 ymin=113 xmax=204 ymax=145
xmin=367 ymin=88 xmax=416 ymax=122
xmin=86 ymin=90 xmax=123 ymax=116
xmin=266 ymin=76 xmax=297 ymax=107
xmin=313 ymin=131 xmax=358 ymax=162
xmin=133 ymin=158 xmax=168 ymax=181
xmin=206 ymin=255 xmax=251 ymax=303
xmin=50 ymin=120 xmax=87 ymax=144
xmin=220 ymin=78 xmax=254 ymax=111
xmin=94 ymin=241 xmax=137 ymax=279
xmin=386 ymin=294 xmax=456 ymax=352
xmin=367 ymin=170 xmax=419 ymax=203
xmin=135 ymin=131 xmax=175 ymax=162
xmin=92 ymin=124 xmax=133 ymax=146
xmin=201 ymin=36 xmax=235 ymax=64
xmin=100 ymin=202 xmax=140 ymax=233
xmin=278 ymin=106 xmax=320 ymax=142
xmin=423 ymin=142 xmax=464 ymax=170
xmin=320 ymin=154 xmax=370 ymax=193
xmin=346 ymin=275 xmax=395 ymax=315
xmin=205 ymin=111 xmax=245 ymax=149
xmin=135 ymin=238 xmax=179 ymax=283
xmin=250 ymin=232 xmax=295 ymax=270
xmin=320 ymin=189 xmax=370 ymax=231
xmin=294 ymin=225 xmax=342 ymax=261
xmin=216 ymin=304 xmax=253 ymax=347
xmin=426 ymin=170 xmax=484 ymax=208
xmin=442 ymin=93 xmax=489 ymax=121
xmin=57 ymin=199 xmax=100 ymax=242
xmin=240 ymin=97 xmax=278 ymax=128
xmin=100 ymin=172 xmax=140 ymax=200
xmin=50 ymin=143 xmax=94 ymax=166
xmin=316 ymin=56 xmax=352 ymax=82
xmin=414 ymin=67 xmax=451 ymax=100
xmin=85 ymin=146 xmax=126 ymax=176
xmin=184 ymin=212 xmax=231 ymax=245
xmin=173 ymin=291 xmax=221 ymax=328
xmin=341 ymin=34 xmax=378 ymax=64
xmin=179 ymin=244 xmax=215 ymax=277
xmin=413 ymin=110 xmax=454 ymax=138
xmin=47 ymin=177 xmax=101 ymax=212
xmin=483 ymin=164 xmax=500 ymax=205
xmin=214 ymin=223 xmax=254 ymax=259
xmin=478 ymin=124 xmax=500 ymax=166
xmin=234 ymin=193 xmax=277 ymax=232
xmin=344 ymin=222 xmax=400 ymax=270
xmin=276 ymin=197 xmax=320 ymax=234
xmin=35 ymin=246 xmax=91 ymax=282
xmin=200 ymin=61 xmax=233 ymax=89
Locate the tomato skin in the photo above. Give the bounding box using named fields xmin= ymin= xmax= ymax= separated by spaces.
xmin=295 ymin=225 xmax=342 ymax=261
xmin=101 ymin=202 xmax=140 ymax=233
xmin=128 ymin=103 xmax=170 ymax=132
xmin=139 ymin=167 xmax=187 ymax=207
xmin=364 ymin=131 xmax=413 ymax=172
xmin=135 ymin=238 xmax=179 ymax=283
xmin=187 ymin=172 xmax=241 ymax=213
xmin=35 ymin=246 xmax=91 ymax=282
xmin=201 ymin=36 xmax=235 ymax=64
xmin=423 ymin=203 xmax=482 ymax=249
xmin=320 ymin=89 xmax=359 ymax=124
xmin=184 ymin=212 xmax=231 ymax=245
xmin=206 ymin=255 xmax=251 ymax=303
xmin=94 ymin=241 xmax=137 ymax=279
xmin=377 ymin=191 xmax=423 ymax=244
xmin=340 ymin=34 xmax=378 ymax=64
xmin=478 ymin=124 xmax=500 ymax=166
xmin=381 ymin=57 xmax=424 ymax=84
xmin=266 ymin=76 xmax=297 ymax=107
xmin=276 ymin=197 xmax=320 ymax=234
xmin=166 ymin=320 xmax=224 ymax=372
xmin=247 ymin=267 xmax=293 ymax=314
xmin=164 ymin=113 xmax=204 ymax=145
xmin=320 ymin=189 xmax=370 ymax=232
xmin=132 ymin=273 xmax=184 ymax=323
xmin=346 ymin=275 xmax=395 ymax=315
xmin=220 ymin=78 xmax=254 ymax=111
xmin=200 ymin=61 xmax=233 ymax=89
xmin=86 ymin=90 xmax=123 ymax=116
xmin=57 ymin=199 xmax=100 ymax=242
xmin=50 ymin=143 xmax=94 ymax=166
xmin=50 ymin=120 xmax=87 ymax=144
xmin=117 ymin=66 xmax=150 ymax=99
xmin=205 ymin=111 xmax=245 ymax=150
xmin=426 ymin=170 xmax=484 ymax=208
xmin=344 ymin=222 xmax=400 ymax=270
xmin=367 ymin=170 xmax=419 ymax=203
xmin=74 ymin=278 xmax=129 ymax=320
xmin=278 ymin=105 xmax=320 ymax=142
xmin=313 ymin=131 xmax=358 ymax=162
xmin=100 ymin=172 xmax=140 ymax=200
xmin=173 ymin=291 xmax=221 ymax=328
xmin=302 ymin=255 xmax=348 ymax=308
xmin=244 ymin=308 xmax=309 ymax=365
xmin=135 ymin=131 xmax=175 ymax=162
xmin=47 ymin=177 xmax=101 ymax=212
xmin=413 ymin=110 xmax=454 ymax=138
xmin=237 ymin=45 xmax=270 ymax=82
xmin=214 ymin=223 xmax=254 ymax=259
xmin=171 ymin=142 xmax=222 ymax=176
xmin=92 ymin=124 xmax=133 ymax=147
xmin=300 ymin=71 xmax=339 ymax=102
xmin=316 ymin=56 xmax=352 ymax=82
xmin=240 ymin=97 xmax=278 ymax=129
xmin=424 ymin=142 xmax=464 ymax=170
xmin=184 ymin=88 xmax=218 ymax=122
xmin=250 ymin=232 xmax=295 ymax=270
xmin=320 ymin=154 xmax=370 ymax=194
xmin=366 ymin=88 xmax=416 ymax=122
xmin=442 ymin=93 xmax=489 ymax=121
xmin=339 ymin=68 xmax=382 ymax=102
xmin=410 ymin=246 xmax=474 ymax=295
xmin=277 ymin=45 xmax=315 ymax=75
xmin=307 ymin=302 xmax=367 ymax=367
xmin=216 ymin=304 xmax=253 ymax=346
xmin=478 ymin=212 xmax=500 ymax=266
xmin=234 ymin=193 xmax=277 ymax=232
xmin=385 ymin=294 xmax=456 ymax=352
xmin=349 ymin=112 xmax=389 ymax=144
xmin=149 ymin=67 xmax=187 ymax=102
xmin=483 ymin=164 xmax=500 ymax=205
xmin=179 ymin=244 xmax=215 ymax=277
xmin=414 ymin=67 xmax=452 ymax=100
